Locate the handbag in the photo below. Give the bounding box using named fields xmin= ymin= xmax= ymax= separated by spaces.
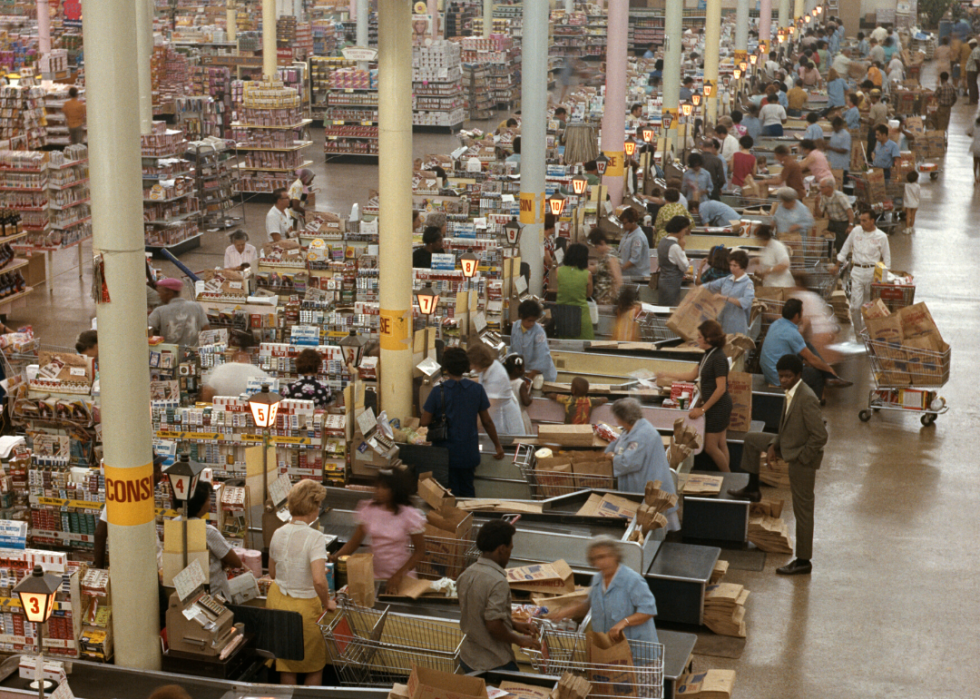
xmin=587 ymin=297 xmax=599 ymax=325
xmin=427 ymin=384 xmax=450 ymax=442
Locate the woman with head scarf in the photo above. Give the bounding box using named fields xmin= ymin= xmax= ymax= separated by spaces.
xmin=288 ymin=168 xmax=316 ymax=229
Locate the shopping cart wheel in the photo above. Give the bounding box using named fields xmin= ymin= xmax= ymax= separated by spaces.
xmin=920 ymin=413 xmax=937 ymax=426
xmin=859 ymin=410 xmax=872 ymax=422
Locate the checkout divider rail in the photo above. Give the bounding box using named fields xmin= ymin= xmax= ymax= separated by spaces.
xmin=319 ymin=600 xmax=465 ymax=686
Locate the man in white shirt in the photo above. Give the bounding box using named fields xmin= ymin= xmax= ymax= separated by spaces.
xmin=764 ymin=53 xmax=781 ymax=80
xmin=266 ymin=188 xmax=293 ymax=244
xmin=200 ymin=350 xmax=272 ymax=402
xmin=835 ymin=209 xmax=891 ymax=333
xmin=870 ymin=25 xmax=888 ymax=45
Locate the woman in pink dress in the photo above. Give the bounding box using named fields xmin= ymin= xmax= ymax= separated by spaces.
xmin=330 ymin=468 xmax=426 ymax=594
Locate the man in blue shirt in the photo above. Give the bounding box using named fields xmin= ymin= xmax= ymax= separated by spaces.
xmin=679 ymin=77 xmax=695 ymax=101
xmin=618 ymin=208 xmax=651 ymax=278
xmin=872 ymin=124 xmax=901 ymax=180
xmin=760 ymin=298 xmax=846 ymax=400
xmin=856 ymin=32 xmax=870 ymax=57
xmin=509 ymin=299 xmax=557 ymax=382
xmin=643 ymin=43 xmax=657 ymax=59
xmin=692 ymin=199 xmax=740 ymax=227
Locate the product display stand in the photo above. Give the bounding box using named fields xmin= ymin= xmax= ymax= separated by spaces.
xmin=322 ymin=66 xmax=378 ymax=161
xmin=232 ymin=80 xmax=312 ymax=195
xmin=142 ymin=124 xmax=202 ymax=257
xmin=189 ymin=140 xmax=244 ymax=232
xmin=412 ymin=41 xmax=465 ymax=133
xmin=42 ymin=85 xmax=83 ymax=148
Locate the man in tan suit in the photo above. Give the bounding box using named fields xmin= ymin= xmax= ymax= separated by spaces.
xmin=729 ymin=354 xmax=828 ymax=575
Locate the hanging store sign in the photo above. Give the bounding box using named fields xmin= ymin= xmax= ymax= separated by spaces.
xmin=342 ymin=47 xmax=379 ymax=62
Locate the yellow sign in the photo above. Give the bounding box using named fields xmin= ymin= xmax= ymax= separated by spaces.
xmin=519 ymin=192 xmax=544 ymax=224
xmin=662 ymin=108 xmax=678 ymax=131
xmin=602 ymin=150 xmax=625 ymax=177
xmin=104 ymin=463 xmax=155 ymax=527
xmin=379 ymin=308 xmax=410 ymax=351
xmin=734 ymin=49 xmax=747 ymax=64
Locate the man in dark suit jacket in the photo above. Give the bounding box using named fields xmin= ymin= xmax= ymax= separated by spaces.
xmin=729 ymin=354 xmax=828 ymax=575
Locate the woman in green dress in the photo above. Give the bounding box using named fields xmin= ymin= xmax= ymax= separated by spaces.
xmin=556 ymin=242 xmax=594 ymax=340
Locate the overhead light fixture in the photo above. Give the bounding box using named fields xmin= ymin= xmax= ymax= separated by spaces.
xmin=739 ymin=60 xmax=748 ymax=72
xmin=778 ymin=33 xmax=785 ymax=43
xmin=595 ymin=152 xmax=609 ymax=176
xmin=750 ymin=54 xmax=758 ymax=65
xmin=548 ymin=192 xmax=568 ymax=217
xmin=623 ymin=139 xmax=638 ymax=157
xmin=804 ymin=14 xmax=811 ymax=23
xmin=248 ymin=383 xmax=282 ymax=429
xmin=733 ymin=69 xmax=741 ymax=80
xmin=459 ymin=250 xmax=480 ymax=278
xmin=164 ymin=453 xmax=204 ymax=503
xmin=339 ymin=329 xmax=368 ymax=367
xmin=415 ymin=284 xmax=440 ymax=316
xmin=703 ymin=81 xmax=714 ymax=98
xmin=691 ymin=93 xmax=701 ymax=106
xmin=571 ymin=172 xmax=589 ymax=195
xmin=641 ymin=126 xmax=655 ymax=143
xmin=681 ymin=103 xmax=693 ymax=116
xmin=15 ymin=565 xmax=60 ymax=625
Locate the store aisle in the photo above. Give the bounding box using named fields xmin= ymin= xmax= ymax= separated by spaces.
xmin=8 ymin=78 xmax=980 ymax=696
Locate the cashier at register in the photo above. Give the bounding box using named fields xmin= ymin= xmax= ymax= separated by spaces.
xmin=603 ymin=399 xmax=679 ymax=529
xmin=550 ymin=536 xmax=659 ymax=650
xmin=174 ymin=480 xmax=243 ymax=601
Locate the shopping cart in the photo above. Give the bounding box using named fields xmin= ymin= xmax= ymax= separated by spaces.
xmin=513 ymin=444 xmax=615 ymax=500
xmin=319 ymin=600 xmax=465 ymax=686
xmin=525 ymin=626 xmax=665 ymax=699
xmin=851 ymin=172 xmax=904 ymax=233
xmin=857 ymin=331 xmax=951 ymax=426
xmin=636 ymin=310 xmax=679 ymax=343
xmin=416 ymin=530 xmax=480 ymax=581
xmin=870 ymin=279 xmax=916 ymax=312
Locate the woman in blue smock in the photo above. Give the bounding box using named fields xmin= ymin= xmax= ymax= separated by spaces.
xmin=703 ymin=248 xmax=755 ymax=336
xmin=550 ymin=536 xmax=660 ymax=658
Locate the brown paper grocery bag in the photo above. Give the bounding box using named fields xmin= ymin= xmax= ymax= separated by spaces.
xmin=727 ymin=371 xmax=753 ymax=432
xmin=586 ymin=632 xmax=636 ymax=698
xmin=346 ymin=552 xmax=376 ymax=608
xmin=666 ymin=286 xmax=726 ymax=342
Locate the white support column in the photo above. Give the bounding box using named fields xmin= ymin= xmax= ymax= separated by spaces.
xmin=136 ymin=0 xmax=154 ymax=135
xmin=704 ymin=0 xmax=721 ymax=125
xmin=83 ymin=0 xmax=160 ymax=671
xmin=565 ymin=0 xmax=574 ymax=12
xmin=663 ymin=0 xmax=683 ymax=160
xmin=483 ymin=0 xmax=493 ymax=37
xmin=36 ymin=0 xmax=50 ymax=56
xmin=227 ymin=0 xmax=237 ymax=41
xmin=735 ymin=0 xmax=749 ymax=54
xmin=377 ymin=0 xmax=414 ymax=421
xmin=600 ymin=0 xmax=628 ymax=206
xmin=520 ymin=0 xmax=547 ymax=295
xmin=779 ymin=0 xmax=790 ymax=28
xmin=263 ymin=0 xmax=277 ymax=79
xmin=357 ymin=0 xmax=369 ymax=46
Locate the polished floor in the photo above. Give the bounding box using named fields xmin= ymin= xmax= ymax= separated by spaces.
xmin=19 ymin=67 xmax=980 ymax=696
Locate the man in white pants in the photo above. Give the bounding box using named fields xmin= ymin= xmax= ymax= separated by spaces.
xmin=835 ymin=210 xmax=891 ymax=334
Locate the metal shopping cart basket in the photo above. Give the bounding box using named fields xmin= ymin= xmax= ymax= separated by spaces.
xmin=416 ymin=528 xmax=480 ymax=581
xmin=636 ymin=309 xmax=679 ymax=343
xmin=857 ymin=331 xmax=951 ymax=427
xmin=319 ymin=600 xmax=465 ymax=686
xmin=870 ymin=279 xmax=916 ymax=312
xmin=526 ymin=626 xmax=665 ymax=699
xmin=513 ymin=443 xmax=616 ymax=500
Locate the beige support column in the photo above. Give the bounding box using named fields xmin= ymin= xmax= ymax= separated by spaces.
xmin=704 ymin=0 xmax=721 ymax=125
xmin=227 ymin=0 xmax=237 ymax=41
xmin=136 ymin=0 xmax=154 ymax=134
xmin=83 ymin=0 xmax=160 ymax=671
xmin=483 ymin=0 xmax=492 ymax=37
xmin=794 ymin=0 xmax=804 ymax=20
xmin=263 ymin=0 xmax=277 ymax=79
xmin=377 ymin=0 xmax=414 ymax=421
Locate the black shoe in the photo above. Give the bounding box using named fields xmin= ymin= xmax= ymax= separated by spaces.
xmin=776 ymin=559 xmax=812 ymax=576
xmin=727 ymin=486 xmax=761 ymax=502
xmin=825 ymin=377 xmax=853 ymax=388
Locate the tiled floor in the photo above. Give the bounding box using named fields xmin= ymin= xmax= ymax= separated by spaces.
xmin=16 ymin=70 xmax=980 ymax=696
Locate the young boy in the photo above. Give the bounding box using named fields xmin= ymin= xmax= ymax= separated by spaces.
xmin=545 ymin=377 xmax=608 ymax=425
xmin=508 ymin=300 xmax=557 ymax=383
xmin=904 ymin=171 xmax=920 ymax=234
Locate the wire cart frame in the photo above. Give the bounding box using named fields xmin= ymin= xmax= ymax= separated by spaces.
xmin=515 ymin=446 xmax=616 ymax=500
xmin=857 ymin=331 xmax=951 ymax=426
xmin=415 ymin=530 xmax=480 ymax=581
xmin=526 ymin=627 xmax=665 ymax=699
xmin=636 ymin=311 xmax=679 ymax=343
xmin=319 ymin=601 xmax=465 ymax=686
xmin=870 ymin=281 xmax=916 ymax=311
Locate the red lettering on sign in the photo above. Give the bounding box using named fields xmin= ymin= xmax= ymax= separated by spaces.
xmin=105 ymin=477 xmax=154 ymax=504
xmin=519 ymin=198 xmax=533 ymax=213
xmin=380 ymin=316 xmax=392 ymax=335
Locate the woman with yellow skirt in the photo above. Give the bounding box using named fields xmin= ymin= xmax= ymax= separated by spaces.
xmin=268 ymin=480 xmax=336 ymax=685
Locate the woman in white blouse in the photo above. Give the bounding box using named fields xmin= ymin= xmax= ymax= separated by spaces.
xmin=268 ymin=480 xmax=336 ymax=686
xmin=467 ymin=343 xmax=526 ymax=436
xmin=223 ymin=230 xmax=257 ymax=271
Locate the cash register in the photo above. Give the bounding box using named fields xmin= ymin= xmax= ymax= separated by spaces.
xmin=166 ymin=587 xmax=244 ymax=659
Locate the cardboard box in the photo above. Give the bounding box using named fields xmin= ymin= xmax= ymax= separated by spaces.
xmin=407 ymin=665 xmax=488 ymax=699
xmin=538 ymin=425 xmax=596 ymax=447
xmin=506 ymin=560 xmax=575 ymax=594
xmin=418 ymin=472 xmax=455 ymax=512
xmin=675 ymin=669 xmax=737 ymax=698
xmin=576 ymin=493 xmax=639 ymax=520
xmin=571 ymin=458 xmax=613 ymax=489
xmin=498 ymin=682 xmax=554 ymax=699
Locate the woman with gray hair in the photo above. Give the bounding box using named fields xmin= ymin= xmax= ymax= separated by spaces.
xmin=223 ymin=229 xmax=256 ymax=270
xmin=549 ymin=535 xmax=659 ymax=647
xmin=603 ymin=400 xmax=678 ymax=525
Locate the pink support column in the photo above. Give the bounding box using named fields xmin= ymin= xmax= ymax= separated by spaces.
xmin=428 ymin=0 xmax=439 ymax=38
xmin=759 ymin=0 xmax=772 ymax=46
xmin=349 ymin=0 xmax=356 ymax=19
xmin=601 ymin=0 xmax=628 ymax=206
xmin=36 ymin=0 xmax=50 ymax=55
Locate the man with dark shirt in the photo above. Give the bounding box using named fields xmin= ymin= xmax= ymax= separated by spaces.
xmin=412 ymin=226 xmax=443 ymax=268
xmin=700 ymin=139 xmax=726 ymax=200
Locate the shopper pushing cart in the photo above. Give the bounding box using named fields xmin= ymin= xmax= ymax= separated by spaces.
xmin=833 ymin=210 xmax=891 ymax=334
